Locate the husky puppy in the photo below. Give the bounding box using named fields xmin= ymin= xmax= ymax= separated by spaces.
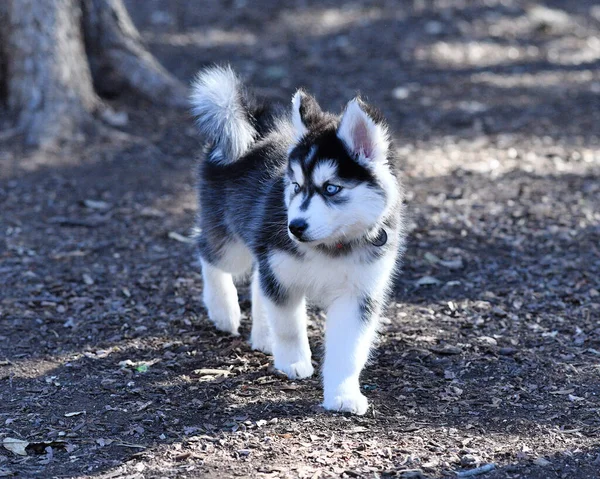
xmin=190 ymin=66 xmax=405 ymax=415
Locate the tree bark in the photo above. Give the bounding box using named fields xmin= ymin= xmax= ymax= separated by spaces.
xmin=4 ymin=0 xmax=100 ymax=146
xmin=0 ymin=0 xmax=187 ymax=147
xmin=82 ymin=0 xmax=188 ymax=106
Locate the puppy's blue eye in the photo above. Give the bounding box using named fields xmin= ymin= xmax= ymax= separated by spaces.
xmin=293 ymin=182 xmax=301 ymax=194
xmin=324 ymin=183 xmax=342 ymax=196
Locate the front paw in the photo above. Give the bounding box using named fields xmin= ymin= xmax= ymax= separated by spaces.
xmin=323 ymin=391 xmax=369 ymax=415
xmin=274 ymin=357 xmax=314 ymax=380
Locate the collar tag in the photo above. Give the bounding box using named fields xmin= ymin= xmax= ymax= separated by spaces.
xmin=371 ymin=229 xmax=387 ymax=247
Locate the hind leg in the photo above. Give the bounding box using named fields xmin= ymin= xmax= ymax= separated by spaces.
xmin=200 ymin=258 xmax=241 ymax=335
xmin=250 ymin=269 xmax=272 ymax=354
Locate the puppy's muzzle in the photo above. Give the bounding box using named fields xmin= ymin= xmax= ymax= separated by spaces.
xmin=289 ymin=218 xmax=308 ymax=241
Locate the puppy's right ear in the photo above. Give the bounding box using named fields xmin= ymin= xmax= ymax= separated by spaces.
xmin=291 ymin=90 xmax=322 ymax=142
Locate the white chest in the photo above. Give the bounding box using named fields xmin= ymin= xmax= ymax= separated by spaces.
xmin=268 ymin=248 xmax=396 ymax=306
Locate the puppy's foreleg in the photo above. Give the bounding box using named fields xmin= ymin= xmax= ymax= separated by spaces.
xmin=260 ymin=284 xmax=313 ymax=380
xmin=322 ymin=295 xmax=379 ymax=415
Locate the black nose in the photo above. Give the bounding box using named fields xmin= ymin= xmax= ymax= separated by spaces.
xmin=289 ymin=219 xmax=308 ymax=239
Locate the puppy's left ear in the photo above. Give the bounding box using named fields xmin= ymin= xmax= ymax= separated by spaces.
xmin=337 ymin=98 xmax=389 ymax=163
xmin=291 ymin=89 xmax=323 ymax=142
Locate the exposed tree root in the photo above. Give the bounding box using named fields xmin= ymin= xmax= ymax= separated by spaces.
xmin=0 ymin=0 xmax=187 ymax=148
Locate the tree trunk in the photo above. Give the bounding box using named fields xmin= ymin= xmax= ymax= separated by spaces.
xmin=3 ymin=0 xmax=99 ymax=146
xmin=0 ymin=0 xmax=187 ymax=147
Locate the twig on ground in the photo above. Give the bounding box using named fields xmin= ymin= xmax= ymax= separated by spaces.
xmin=456 ymin=464 xmax=496 ymax=477
xmin=113 ymin=443 xmax=146 ymax=449
xmin=192 ymin=368 xmax=232 ymax=376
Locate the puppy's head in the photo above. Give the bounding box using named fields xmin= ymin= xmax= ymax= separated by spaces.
xmin=285 ymin=91 xmax=397 ymax=247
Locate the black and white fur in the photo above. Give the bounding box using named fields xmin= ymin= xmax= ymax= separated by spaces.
xmin=191 ymin=66 xmax=406 ymax=415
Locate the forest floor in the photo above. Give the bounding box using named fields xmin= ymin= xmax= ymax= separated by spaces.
xmin=1 ymin=1 xmax=600 ymax=478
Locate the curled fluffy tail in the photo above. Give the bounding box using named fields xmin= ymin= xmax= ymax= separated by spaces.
xmin=190 ymin=66 xmax=256 ymax=163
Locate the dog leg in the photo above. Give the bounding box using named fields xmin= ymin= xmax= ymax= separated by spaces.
xmin=250 ymin=269 xmax=272 ymax=354
xmin=322 ymin=295 xmax=379 ymax=415
xmin=262 ymin=292 xmax=313 ymax=380
xmin=200 ymin=258 xmax=241 ymax=335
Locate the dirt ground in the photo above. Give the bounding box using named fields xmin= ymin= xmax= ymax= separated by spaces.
xmin=2 ymin=1 xmax=600 ymax=478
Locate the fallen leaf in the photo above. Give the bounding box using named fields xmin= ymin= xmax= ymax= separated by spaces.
xmin=477 ymin=336 xmax=498 ymax=347
xmin=392 ymin=86 xmax=410 ymax=100
xmin=439 ymin=258 xmax=464 ymax=270
xmin=139 ymin=207 xmax=165 ymax=218
xmin=3 ymin=437 xmax=28 ymax=456
xmin=174 ymin=452 xmax=191 ymax=461
xmin=82 ymin=199 xmax=111 ymax=210
xmin=345 ymin=426 xmax=369 ymax=433
xmin=280 ymin=384 xmax=299 ymax=391
xmin=192 ymin=368 xmax=231 ymax=376
xmin=430 ymin=344 xmax=462 ymax=355
xmin=424 ymin=252 xmax=440 ymax=264
xmin=416 ymin=276 xmax=441 ymax=286
xmin=64 ymin=411 xmax=86 ymax=417
xmin=550 ymin=389 xmax=575 ymax=395
xmin=52 ymin=250 xmax=88 ymax=260
xmin=136 ymin=401 xmax=153 ymax=412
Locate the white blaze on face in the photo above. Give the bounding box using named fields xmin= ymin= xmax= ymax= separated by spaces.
xmin=311 ymin=161 xmax=337 ymax=188
xmin=290 ymin=163 xmax=304 ymax=186
xmin=285 ymin=162 xmax=303 ymax=207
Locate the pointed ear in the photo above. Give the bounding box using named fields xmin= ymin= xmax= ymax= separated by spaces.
xmin=337 ymin=99 xmax=389 ymax=163
xmin=291 ymin=90 xmax=323 ymax=141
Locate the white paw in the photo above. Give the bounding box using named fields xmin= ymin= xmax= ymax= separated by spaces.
xmin=250 ymin=333 xmax=273 ymax=355
xmin=323 ymin=391 xmax=369 ymax=415
xmin=206 ymin=301 xmax=241 ymax=336
xmin=274 ymin=357 xmax=314 ymax=380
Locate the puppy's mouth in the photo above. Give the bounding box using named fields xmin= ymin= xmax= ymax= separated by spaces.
xmin=288 ymin=232 xmax=316 ymax=244
xmin=288 ymin=227 xmax=341 ymax=246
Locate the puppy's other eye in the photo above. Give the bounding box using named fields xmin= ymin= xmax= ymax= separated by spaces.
xmin=324 ymin=183 xmax=342 ymax=196
xmin=292 ymin=182 xmax=301 ymax=194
